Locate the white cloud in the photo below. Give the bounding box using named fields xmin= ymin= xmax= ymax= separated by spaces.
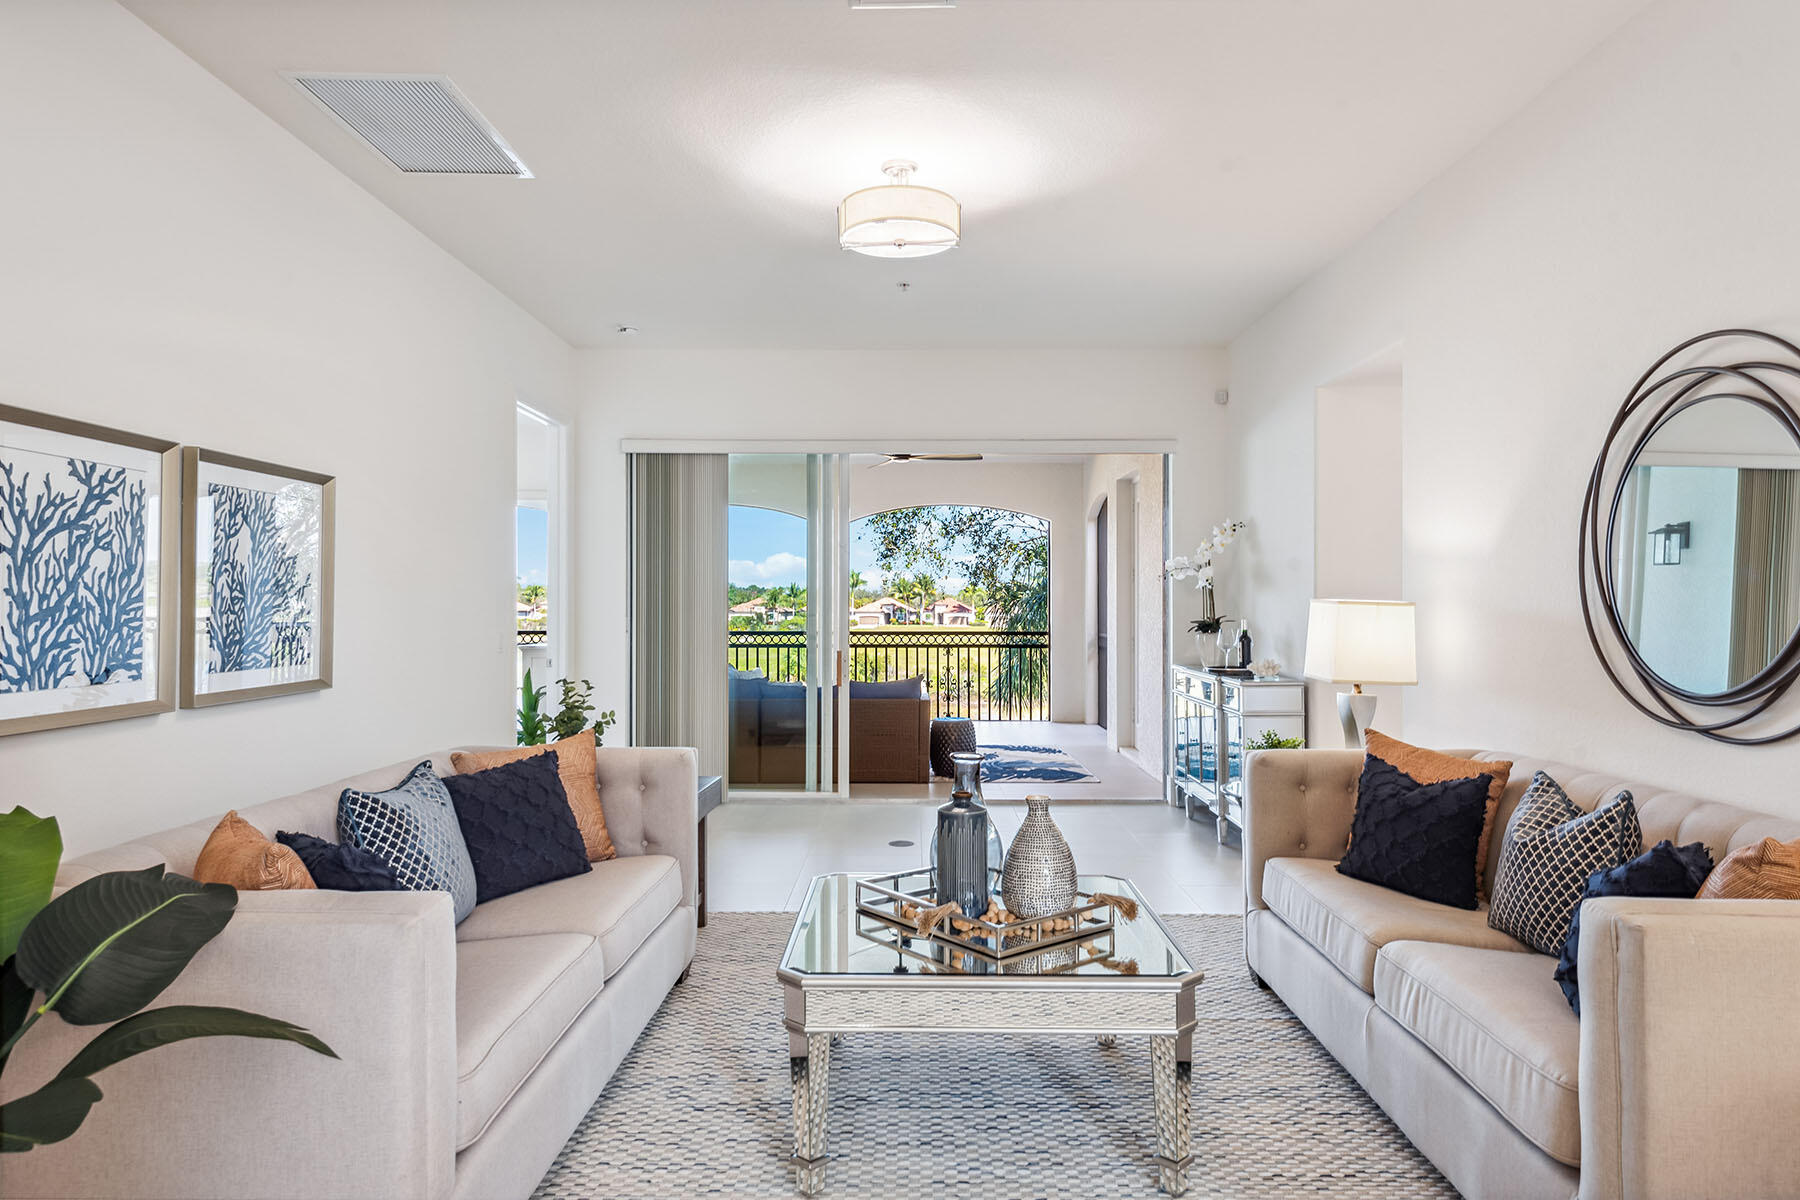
xmin=729 ymin=552 xmax=807 ymax=586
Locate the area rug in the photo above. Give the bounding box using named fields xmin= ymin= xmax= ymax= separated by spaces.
xmin=532 ymin=913 xmax=1455 ymax=1199
xmin=978 ymin=742 xmax=1099 ymax=783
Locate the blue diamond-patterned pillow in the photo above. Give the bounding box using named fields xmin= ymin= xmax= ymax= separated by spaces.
xmin=1487 ymin=771 xmax=1642 ymax=954
xmin=338 ymin=761 xmax=478 ymax=923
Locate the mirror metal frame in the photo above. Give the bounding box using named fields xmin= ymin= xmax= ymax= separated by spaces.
xmin=1580 ymin=328 xmax=1800 ymax=743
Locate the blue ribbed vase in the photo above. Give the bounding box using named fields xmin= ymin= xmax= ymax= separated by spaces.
xmin=935 ymin=789 xmax=990 ymax=919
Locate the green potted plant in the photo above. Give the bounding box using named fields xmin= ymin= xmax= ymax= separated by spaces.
xmin=0 ymin=807 xmax=335 ymax=1152
xmin=519 ymin=672 xmax=616 ymax=747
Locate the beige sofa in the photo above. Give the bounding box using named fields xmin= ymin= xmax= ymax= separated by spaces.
xmin=2 ymin=745 xmax=699 ymax=1200
xmin=1243 ymin=747 xmax=1800 ymax=1200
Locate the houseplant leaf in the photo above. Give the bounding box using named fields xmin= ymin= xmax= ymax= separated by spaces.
xmin=0 ymin=807 xmax=62 ymax=963
xmin=53 ymin=1004 xmax=336 ymax=1082
xmin=0 ymin=1076 xmax=103 ymax=1152
xmin=13 ymin=866 xmax=236 ymax=1026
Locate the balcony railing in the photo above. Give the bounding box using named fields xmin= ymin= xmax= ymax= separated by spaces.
xmin=517 ymin=627 xmax=548 ymax=645
xmin=728 ymin=628 xmax=1050 ymax=721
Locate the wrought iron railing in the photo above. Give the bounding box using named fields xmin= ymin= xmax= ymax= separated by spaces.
xmin=517 ymin=627 xmax=548 ymax=646
xmin=727 ymin=628 xmax=1050 ymax=721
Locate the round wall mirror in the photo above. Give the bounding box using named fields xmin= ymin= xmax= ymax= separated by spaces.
xmin=1581 ymin=329 xmax=1800 ymax=743
xmin=1609 ymin=396 xmax=1800 ymax=696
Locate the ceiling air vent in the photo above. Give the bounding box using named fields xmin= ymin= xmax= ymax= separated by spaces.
xmin=286 ymin=73 xmax=531 ymax=177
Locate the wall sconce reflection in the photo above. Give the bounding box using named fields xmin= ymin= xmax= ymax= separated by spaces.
xmin=1650 ymin=521 xmax=1690 ymax=566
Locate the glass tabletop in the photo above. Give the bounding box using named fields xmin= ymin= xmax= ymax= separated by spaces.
xmin=780 ymin=873 xmax=1194 ymax=979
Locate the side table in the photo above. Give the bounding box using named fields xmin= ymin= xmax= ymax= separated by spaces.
xmin=697 ymin=774 xmax=722 ymax=928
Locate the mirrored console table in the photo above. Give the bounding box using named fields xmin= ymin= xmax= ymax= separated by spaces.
xmin=1169 ymin=666 xmax=1306 ymax=843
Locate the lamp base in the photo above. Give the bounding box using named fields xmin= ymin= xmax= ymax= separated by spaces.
xmin=1336 ymin=690 xmax=1379 ymax=748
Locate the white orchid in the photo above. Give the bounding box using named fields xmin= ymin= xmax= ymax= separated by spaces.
xmin=1163 ymin=518 xmax=1247 ymax=588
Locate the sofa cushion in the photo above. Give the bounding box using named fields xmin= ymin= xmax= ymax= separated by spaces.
xmin=445 ymin=752 xmax=592 ymax=904
xmin=1488 ymin=772 xmax=1642 ymax=954
xmin=275 ymin=830 xmax=400 ymax=891
xmin=455 ymin=933 xmax=605 ymax=1150
xmin=1263 ymin=857 xmax=1532 ymax=993
xmin=454 ymin=854 xmax=683 ymax=980
xmin=451 ymin=738 xmax=617 ymax=862
xmin=1374 ymin=940 xmax=1582 ymax=1166
xmin=1363 ymin=731 xmax=1513 ymax=901
xmin=1337 ymin=756 xmax=1491 ymax=909
xmin=193 ymin=811 xmax=316 ymax=891
xmin=339 ymin=761 xmax=479 ymax=924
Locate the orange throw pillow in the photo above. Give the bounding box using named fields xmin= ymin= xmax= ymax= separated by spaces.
xmin=193 ymin=811 xmax=316 ymax=891
xmin=452 ymin=736 xmax=616 ymax=861
xmin=1362 ymin=731 xmax=1513 ymax=902
xmin=1698 ymin=837 xmax=1800 ymax=899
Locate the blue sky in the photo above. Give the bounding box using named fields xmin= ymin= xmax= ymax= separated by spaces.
xmin=728 ymin=505 xmax=966 ymax=590
xmin=516 ymin=507 xmax=547 ymax=586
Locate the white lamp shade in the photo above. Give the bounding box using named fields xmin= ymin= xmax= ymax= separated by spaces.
xmin=838 ymin=183 xmax=960 ymax=257
xmin=1303 ymin=599 xmax=1417 ymax=686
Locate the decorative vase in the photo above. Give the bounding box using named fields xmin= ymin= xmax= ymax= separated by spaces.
xmin=1001 ymin=794 xmax=1078 ymax=918
xmin=930 ymin=754 xmax=1007 ymax=873
xmin=935 ymin=789 xmax=990 ymax=920
xmin=1194 ymin=585 xmax=1223 ymax=667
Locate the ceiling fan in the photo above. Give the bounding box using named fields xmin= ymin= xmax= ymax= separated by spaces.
xmin=872 ymin=452 xmax=984 ymax=467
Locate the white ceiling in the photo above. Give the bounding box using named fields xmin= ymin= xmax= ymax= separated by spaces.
xmin=122 ymin=0 xmax=1650 ymax=349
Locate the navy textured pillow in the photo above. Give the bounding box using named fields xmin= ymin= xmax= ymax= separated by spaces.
xmin=275 ymin=831 xmax=401 ymax=891
xmin=1554 ymin=839 xmax=1713 ymax=1015
xmin=1337 ymin=756 xmax=1491 ymax=909
xmin=444 ymin=750 xmax=591 ymax=904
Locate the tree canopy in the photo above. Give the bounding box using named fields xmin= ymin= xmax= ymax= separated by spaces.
xmin=860 ymin=506 xmax=1048 ymax=630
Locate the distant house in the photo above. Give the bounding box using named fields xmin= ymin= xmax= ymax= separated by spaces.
xmin=851 ymin=597 xmax=915 ymax=626
xmin=731 ymin=598 xmax=796 ymax=624
xmin=928 ymin=598 xmax=976 ymax=626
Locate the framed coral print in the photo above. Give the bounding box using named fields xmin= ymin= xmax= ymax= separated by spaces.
xmin=180 ymin=448 xmax=334 ymax=707
xmin=0 ymin=404 xmax=180 ymax=736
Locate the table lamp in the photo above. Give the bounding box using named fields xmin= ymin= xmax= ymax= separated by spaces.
xmin=1303 ymin=599 xmax=1417 ymax=747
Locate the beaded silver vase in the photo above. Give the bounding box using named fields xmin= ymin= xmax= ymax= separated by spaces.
xmin=1001 ymin=793 xmax=1077 ymax=918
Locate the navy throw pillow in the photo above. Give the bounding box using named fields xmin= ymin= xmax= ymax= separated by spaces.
xmin=1554 ymin=839 xmax=1713 ymax=1015
xmin=444 ymin=750 xmax=591 ymax=904
xmin=275 ymin=831 xmax=401 ymax=891
xmin=1338 ymin=755 xmax=1491 ymax=909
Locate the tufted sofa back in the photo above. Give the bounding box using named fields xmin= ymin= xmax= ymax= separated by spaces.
xmin=1448 ymin=750 xmax=1800 ymax=898
xmin=54 ymin=745 xmax=692 ymax=890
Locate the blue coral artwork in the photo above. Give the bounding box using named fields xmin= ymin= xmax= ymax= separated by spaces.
xmin=190 ymin=455 xmax=328 ymax=701
xmin=0 ymin=413 xmax=168 ymax=733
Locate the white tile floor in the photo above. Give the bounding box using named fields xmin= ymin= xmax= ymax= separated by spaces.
xmin=704 ymin=798 xmax=1245 ymax=915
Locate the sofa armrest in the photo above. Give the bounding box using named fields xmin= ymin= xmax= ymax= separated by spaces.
xmin=596 ymin=745 xmax=699 ymax=908
xmin=1241 ymin=749 xmax=1362 ymax=910
xmin=1 ymin=889 xmax=457 ymax=1200
xmin=1577 ymin=897 xmax=1800 ymax=1200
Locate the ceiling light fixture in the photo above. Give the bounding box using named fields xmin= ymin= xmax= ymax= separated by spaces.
xmin=838 ymin=160 xmax=960 ymax=258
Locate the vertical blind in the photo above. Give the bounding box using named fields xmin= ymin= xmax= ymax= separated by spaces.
xmin=631 ymin=453 xmax=728 ymax=777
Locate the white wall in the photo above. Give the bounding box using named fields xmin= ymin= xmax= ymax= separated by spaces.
xmin=0 ymin=1 xmax=573 ymax=854
xmin=850 ymin=458 xmax=1087 ymax=722
xmin=1313 ymin=379 xmax=1405 ymax=742
xmin=1226 ymin=0 xmax=1800 ymax=810
xmin=577 ymin=347 xmax=1232 ymax=742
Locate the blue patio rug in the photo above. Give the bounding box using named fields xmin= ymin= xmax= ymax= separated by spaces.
xmin=979 ymin=743 xmax=1099 ymax=783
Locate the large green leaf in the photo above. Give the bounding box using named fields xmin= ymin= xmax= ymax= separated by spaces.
xmin=0 ymin=807 xmax=62 ymax=963
xmin=13 ymin=867 xmax=236 ymax=1026
xmin=0 ymin=1076 xmax=102 ymax=1152
xmin=54 ymin=1004 xmax=336 ymax=1082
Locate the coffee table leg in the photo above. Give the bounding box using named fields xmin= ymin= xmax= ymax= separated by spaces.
xmin=1151 ymin=1035 xmax=1192 ymax=1196
xmin=790 ymin=1033 xmax=831 ymax=1195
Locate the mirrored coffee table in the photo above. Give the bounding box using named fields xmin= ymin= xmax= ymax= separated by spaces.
xmin=777 ymin=873 xmax=1202 ymax=1196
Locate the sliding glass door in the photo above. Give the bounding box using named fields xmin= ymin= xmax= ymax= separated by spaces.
xmin=725 ymin=453 xmax=849 ymax=795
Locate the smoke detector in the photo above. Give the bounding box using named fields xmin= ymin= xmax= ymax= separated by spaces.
xmin=286 ymin=73 xmax=531 ymax=176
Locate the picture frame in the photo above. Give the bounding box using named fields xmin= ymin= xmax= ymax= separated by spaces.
xmin=0 ymin=404 xmax=181 ymax=736
xmin=180 ymin=448 xmax=335 ymax=708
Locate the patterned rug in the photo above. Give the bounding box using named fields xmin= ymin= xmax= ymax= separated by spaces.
xmin=979 ymin=742 xmax=1099 ymax=783
xmin=533 ymin=913 xmax=1455 ymax=1199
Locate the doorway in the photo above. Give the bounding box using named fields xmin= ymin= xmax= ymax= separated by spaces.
xmin=1096 ymin=498 xmax=1109 ymax=730
xmin=515 ymin=403 xmax=565 ymax=710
